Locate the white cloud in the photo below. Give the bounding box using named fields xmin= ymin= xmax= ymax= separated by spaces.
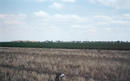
xmin=53 ymin=14 xmax=81 ymax=20
xmin=35 ymin=0 xmax=76 ymax=3
xmin=34 ymin=11 xmax=49 ymax=17
xmin=33 ymin=11 xmax=130 ymax=31
xmin=35 ymin=0 xmax=46 ymax=2
xmin=121 ymin=14 xmax=130 ymax=19
xmin=92 ymin=14 xmax=130 ymax=27
xmin=1 ymin=12 xmax=130 ymax=41
xmin=0 ymin=14 xmax=26 ymax=20
xmin=50 ymin=2 xmax=63 ymax=9
xmin=0 ymin=14 xmax=5 ymax=19
xmin=89 ymin=0 xmax=96 ymax=3
xmin=0 ymin=13 xmax=27 ymax=25
xmin=89 ymin=0 xmax=130 ymax=9
xmin=62 ymin=0 xmax=76 ymax=3
xmin=5 ymin=20 xmax=24 ymax=25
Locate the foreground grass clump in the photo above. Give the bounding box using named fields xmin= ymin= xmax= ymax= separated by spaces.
xmin=0 ymin=47 xmax=130 ymax=81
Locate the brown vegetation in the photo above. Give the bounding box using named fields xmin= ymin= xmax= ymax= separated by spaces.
xmin=0 ymin=47 xmax=130 ymax=81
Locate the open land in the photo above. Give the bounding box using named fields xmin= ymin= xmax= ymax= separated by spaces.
xmin=0 ymin=47 xmax=130 ymax=81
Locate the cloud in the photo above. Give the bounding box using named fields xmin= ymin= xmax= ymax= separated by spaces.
xmin=35 ymin=0 xmax=76 ymax=3
xmin=0 ymin=14 xmax=5 ymax=19
xmin=62 ymin=0 xmax=76 ymax=3
xmin=35 ymin=0 xmax=46 ymax=2
xmin=0 ymin=14 xmax=26 ymax=19
xmin=34 ymin=11 xmax=49 ymax=17
xmin=32 ymin=11 xmax=130 ymax=30
xmin=53 ymin=14 xmax=81 ymax=21
xmin=92 ymin=14 xmax=130 ymax=27
xmin=50 ymin=2 xmax=63 ymax=9
xmin=1 ymin=12 xmax=130 ymax=41
xmin=89 ymin=0 xmax=130 ymax=9
xmin=32 ymin=11 xmax=83 ymax=27
xmin=0 ymin=13 xmax=27 ymax=25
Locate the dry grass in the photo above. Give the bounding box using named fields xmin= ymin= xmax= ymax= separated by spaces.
xmin=0 ymin=47 xmax=130 ymax=81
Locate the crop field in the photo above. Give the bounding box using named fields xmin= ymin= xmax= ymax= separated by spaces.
xmin=0 ymin=47 xmax=130 ymax=81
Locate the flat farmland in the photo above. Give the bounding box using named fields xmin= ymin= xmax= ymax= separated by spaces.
xmin=0 ymin=47 xmax=130 ymax=81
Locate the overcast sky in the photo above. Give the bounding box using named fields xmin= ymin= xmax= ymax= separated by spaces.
xmin=0 ymin=0 xmax=130 ymax=41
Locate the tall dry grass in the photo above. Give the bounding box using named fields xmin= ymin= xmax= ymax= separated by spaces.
xmin=0 ymin=47 xmax=130 ymax=81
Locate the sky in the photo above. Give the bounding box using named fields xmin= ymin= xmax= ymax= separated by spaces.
xmin=0 ymin=0 xmax=130 ymax=41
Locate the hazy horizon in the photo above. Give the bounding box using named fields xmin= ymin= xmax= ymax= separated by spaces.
xmin=0 ymin=0 xmax=130 ymax=41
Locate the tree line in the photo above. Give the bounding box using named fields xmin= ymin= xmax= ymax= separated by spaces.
xmin=0 ymin=41 xmax=130 ymax=50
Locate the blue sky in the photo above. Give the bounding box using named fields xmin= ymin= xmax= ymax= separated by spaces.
xmin=0 ymin=0 xmax=130 ymax=41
